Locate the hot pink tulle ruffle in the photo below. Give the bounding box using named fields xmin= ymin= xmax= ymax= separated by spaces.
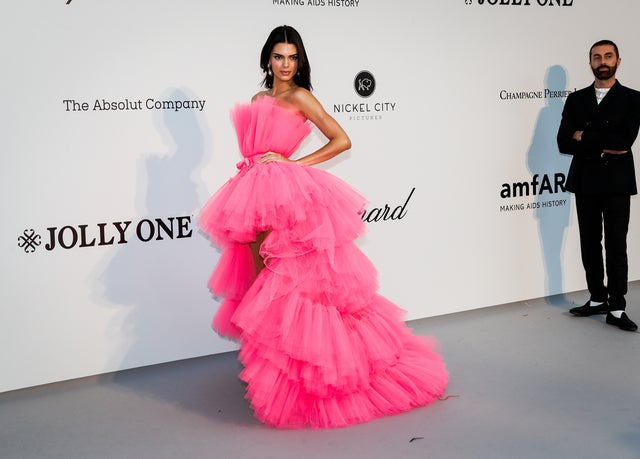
xmin=198 ymin=98 xmax=448 ymax=428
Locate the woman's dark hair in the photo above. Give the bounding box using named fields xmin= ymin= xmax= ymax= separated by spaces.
xmin=260 ymin=25 xmax=312 ymax=91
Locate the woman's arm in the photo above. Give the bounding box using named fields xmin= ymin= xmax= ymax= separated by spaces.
xmin=291 ymin=88 xmax=351 ymax=166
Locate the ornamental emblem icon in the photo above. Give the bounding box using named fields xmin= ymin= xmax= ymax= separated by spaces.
xmin=18 ymin=229 xmax=41 ymax=253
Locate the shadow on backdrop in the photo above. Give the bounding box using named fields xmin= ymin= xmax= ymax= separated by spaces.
xmin=526 ymin=65 xmax=572 ymax=308
xmin=87 ymin=89 xmax=281 ymax=424
xmin=93 ymin=88 xmax=227 ymax=398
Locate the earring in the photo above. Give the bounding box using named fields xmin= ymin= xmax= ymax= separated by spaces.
xmin=267 ymin=66 xmax=273 ymax=76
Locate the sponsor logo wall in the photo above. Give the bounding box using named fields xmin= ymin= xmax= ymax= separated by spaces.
xmin=2 ymin=0 xmax=639 ymax=392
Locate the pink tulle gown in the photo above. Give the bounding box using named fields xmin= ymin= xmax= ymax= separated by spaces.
xmin=198 ymin=97 xmax=448 ymax=428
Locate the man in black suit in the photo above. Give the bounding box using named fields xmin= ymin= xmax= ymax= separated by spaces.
xmin=557 ymin=39 xmax=640 ymax=332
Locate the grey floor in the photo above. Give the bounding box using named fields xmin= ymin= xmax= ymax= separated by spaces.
xmin=1 ymin=284 xmax=639 ymax=459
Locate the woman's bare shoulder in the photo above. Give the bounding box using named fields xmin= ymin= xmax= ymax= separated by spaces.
xmin=251 ymin=90 xmax=270 ymax=102
xmin=287 ymin=87 xmax=322 ymax=115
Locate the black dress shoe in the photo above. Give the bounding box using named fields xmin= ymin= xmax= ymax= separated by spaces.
xmin=606 ymin=312 xmax=638 ymax=332
xmin=569 ymin=301 xmax=609 ymax=316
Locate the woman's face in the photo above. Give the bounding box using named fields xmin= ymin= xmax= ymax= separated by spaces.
xmin=269 ymin=42 xmax=299 ymax=84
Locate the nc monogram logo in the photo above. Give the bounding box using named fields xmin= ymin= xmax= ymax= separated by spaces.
xmin=354 ymin=71 xmax=375 ymax=98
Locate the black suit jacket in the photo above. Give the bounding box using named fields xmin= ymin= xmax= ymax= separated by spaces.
xmin=557 ymin=80 xmax=640 ymax=195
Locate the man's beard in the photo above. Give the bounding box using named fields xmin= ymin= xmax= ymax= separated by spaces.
xmin=592 ymin=64 xmax=617 ymax=80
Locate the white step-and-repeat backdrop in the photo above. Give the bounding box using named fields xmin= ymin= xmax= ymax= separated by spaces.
xmin=3 ymin=0 xmax=639 ymax=393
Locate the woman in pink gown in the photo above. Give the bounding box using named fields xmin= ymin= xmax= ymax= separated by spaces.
xmin=199 ymin=25 xmax=448 ymax=429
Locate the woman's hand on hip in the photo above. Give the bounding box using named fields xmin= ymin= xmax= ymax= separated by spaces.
xmin=259 ymin=152 xmax=291 ymax=163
